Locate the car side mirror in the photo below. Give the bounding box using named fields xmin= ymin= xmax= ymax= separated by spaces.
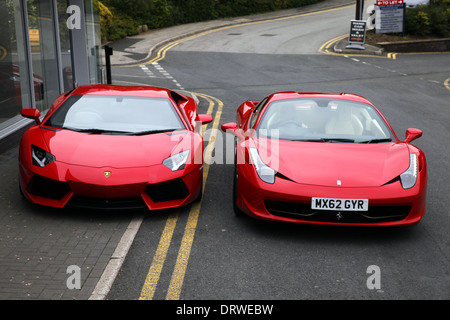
xmin=21 ymin=108 xmax=41 ymax=125
xmin=197 ymin=114 xmax=213 ymax=124
xmin=404 ymin=128 xmax=422 ymax=144
xmin=221 ymin=122 xmax=244 ymax=140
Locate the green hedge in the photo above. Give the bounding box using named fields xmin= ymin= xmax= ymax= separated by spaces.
xmin=98 ymin=0 xmax=324 ymax=42
xmin=405 ymin=0 xmax=450 ymax=37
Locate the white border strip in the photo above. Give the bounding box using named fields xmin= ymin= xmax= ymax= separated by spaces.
xmin=89 ymin=214 xmax=144 ymax=300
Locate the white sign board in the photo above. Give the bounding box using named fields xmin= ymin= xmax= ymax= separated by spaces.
xmin=375 ymin=4 xmax=404 ymax=34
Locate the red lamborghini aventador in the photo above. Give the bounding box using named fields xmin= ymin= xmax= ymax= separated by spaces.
xmin=221 ymin=92 xmax=427 ymax=226
xmin=19 ymin=84 xmax=212 ymax=210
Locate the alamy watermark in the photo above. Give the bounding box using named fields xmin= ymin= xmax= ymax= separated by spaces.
xmin=66 ymin=265 xmax=81 ymax=290
xmin=66 ymin=5 xmax=81 ymax=30
xmin=366 ymin=265 xmax=381 ymax=290
xmin=171 ymin=126 xmax=281 ymax=170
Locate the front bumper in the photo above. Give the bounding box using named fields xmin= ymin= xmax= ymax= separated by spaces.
xmin=19 ymin=161 xmax=203 ymax=211
xmin=236 ymin=164 xmax=427 ymax=227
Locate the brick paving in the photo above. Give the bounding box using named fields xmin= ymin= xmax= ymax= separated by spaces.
xmin=0 ymin=146 xmax=133 ymax=299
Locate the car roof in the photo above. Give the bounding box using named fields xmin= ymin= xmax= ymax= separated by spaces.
xmin=268 ymin=91 xmax=372 ymax=105
xmin=70 ymin=84 xmax=173 ymax=99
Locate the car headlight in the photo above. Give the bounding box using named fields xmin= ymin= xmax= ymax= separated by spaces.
xmin=249 ymin=148 xmax=275 ymax=184
xmin=163 ymin=150 xmax=190 ymax=171
xmin=31 ymin=145 xmax=55 ymax=167
xmin=400 ymin=153 xmax=417 ymax=189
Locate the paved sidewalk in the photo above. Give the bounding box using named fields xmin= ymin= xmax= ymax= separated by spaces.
xmin=0 ymin=146 xmax=142 ymax=299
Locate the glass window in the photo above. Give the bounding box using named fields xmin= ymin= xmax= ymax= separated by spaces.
xmin=84 ymin=0 xmax=103 ymax=85
xmin=27 ymin=0 xmax=62 ymax=111
xmin=0 ymin=0 xmax=33 ymax=131
xmin=256 ymin=98 xmax=394 ymax=143
xmin=57 ymin=0 xmax=74 ymax=92
xmin=44 ymin=95 xmax=186 ymax=134
xmin=249 ymin=97 xmax=268 ymax=129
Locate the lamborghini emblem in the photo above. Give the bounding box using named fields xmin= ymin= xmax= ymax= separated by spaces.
xmin=104 ymin=171 xmax=111 ymax=177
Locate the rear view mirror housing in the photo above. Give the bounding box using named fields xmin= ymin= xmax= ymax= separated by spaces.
xmin=221 ymin=122 xmax=244 ymax=140
xmin=196 ymin=114 xmax=213 ymax=124
xmin=21 ymin=108 xmax=41 ymax=125
xmin=404 ymin=128 xmax=423 ymax=144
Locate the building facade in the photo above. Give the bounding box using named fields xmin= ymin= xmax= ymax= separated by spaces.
xmin=0 ymin=0 xmax=103 ymax=147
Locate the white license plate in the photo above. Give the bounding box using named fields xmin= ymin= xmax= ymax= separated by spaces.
xmin=311 ymin=197 xmax=368 ymax=211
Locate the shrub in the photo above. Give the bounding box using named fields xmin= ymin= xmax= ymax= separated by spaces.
xmin=405 ymin=0 xmax=450 ymax=37
xmin=97 ymin=1 xmax=113 ymax=43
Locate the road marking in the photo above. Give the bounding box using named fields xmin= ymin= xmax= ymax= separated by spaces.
xmin=166 ymin=93 xmax=223 ymax=300
xmin=387 ymin=52 xmax=398 ymax=60
xmin=444 ymin=78 xmax=450 ymax=91
xmin=318 ymin=34 xmax=348 ymax=54
xmin=139 ymin=65 xmax=156 ymax=78
xmin=139 ymin=212 xmax=179 ymax=300
xmin=138 ymin=93 xmax=223 ymax=300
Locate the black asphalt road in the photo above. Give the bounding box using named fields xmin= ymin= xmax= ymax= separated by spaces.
xmin=108 ymin=42 xmax=450 ymax=299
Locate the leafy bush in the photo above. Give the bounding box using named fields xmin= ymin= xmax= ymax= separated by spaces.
xmin=405 ymin=0 xmax=450 ymax=37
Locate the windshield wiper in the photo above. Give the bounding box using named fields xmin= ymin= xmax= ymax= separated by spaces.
xmin=62 ymin=127 xmax=130 ymax=135
xmin=291 ymin=138 xmax=355 ymax=143
xmin=358 ymin=138 xmax=392 ymax=143
xmin=125 ymin=128 xmax=179 ymax=136
xmin=63 ymin=127 xmax=180 ymax=136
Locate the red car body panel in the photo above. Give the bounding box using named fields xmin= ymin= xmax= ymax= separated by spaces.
xmin=223 ymin=92 xmax=427 ymax=227
xmin=19 ymin=84 xmax=211 ymax=211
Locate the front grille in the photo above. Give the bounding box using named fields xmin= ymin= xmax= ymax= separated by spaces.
xmin=265 ymin=200 xmax=411 ymax=223
xmin=27 ymin=175 xmax=70 ymax=200
xmin=68 ymin=196 xmax=146 ymax=210
xmin=145 ymin=179 xmax=189 ymax=202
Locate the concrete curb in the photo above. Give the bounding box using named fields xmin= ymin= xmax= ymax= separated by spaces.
xmin=89 ymin=214 xmax=144 ymax=300
xmin=333 ymin=38 xmax=384 ymax=55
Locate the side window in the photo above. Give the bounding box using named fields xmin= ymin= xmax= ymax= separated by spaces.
xmin=249 ymin=98 xmax=268 ymax=129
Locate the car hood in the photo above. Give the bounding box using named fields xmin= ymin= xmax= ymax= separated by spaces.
xmin=42 ymin=128 xmax=191 ymax=168
xmin=256 ymin=139 xmax=410 ymax=187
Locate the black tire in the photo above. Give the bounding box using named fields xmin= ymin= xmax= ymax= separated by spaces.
xmin=233 ymin=148 xmax=244 ymax=217
xmin=194 ymin=169 xmax=203 ymax=203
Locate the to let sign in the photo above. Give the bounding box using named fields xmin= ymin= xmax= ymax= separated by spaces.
xmin=376 ymin=0 xmax=403 ymax=5
xmin=375 ymin=4 xmax=405 ymax=33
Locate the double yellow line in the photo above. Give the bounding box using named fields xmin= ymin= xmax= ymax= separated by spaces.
xmin=387 ymin=52 xmax=398 ymax=60
xmin=318 ymin=34 xmax=348 ymax=55
xmin=444 ymin=78 xmax=450 ymax=91
xmin=139 ymin=93 xmax=223 ymax=300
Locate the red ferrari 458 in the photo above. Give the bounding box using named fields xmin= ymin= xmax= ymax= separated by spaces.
xmin=19 ymin=84 xmax=212 ymax=210
xmin=221 ymin=92 xmax=427 ymax=226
